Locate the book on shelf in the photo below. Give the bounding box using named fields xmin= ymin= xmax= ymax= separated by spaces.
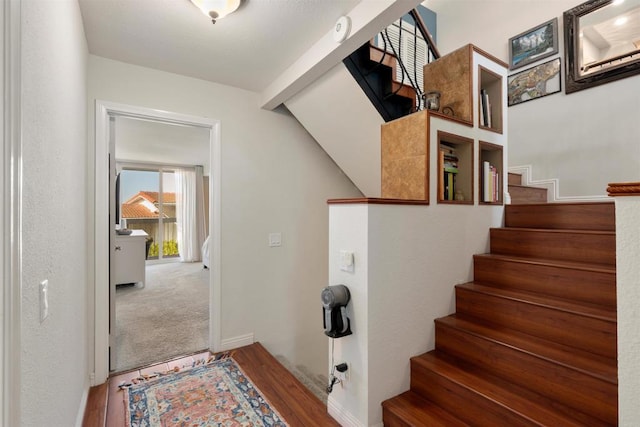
xmin=480 ymin=89 xmax=492 ymax=127
xmin=440 ymin=144 xmax=459 ymax=201
xmin=444 ymin=171 xmax=456 ymax=200
xmin=482 ymin=160 xmax=499 ymax=202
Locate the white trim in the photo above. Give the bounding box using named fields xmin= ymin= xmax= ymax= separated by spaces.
xmin=2 ymin=1 xmax=22 ymax=425
xmin=327 ymin=395 xmax=365 ymax=427
xmin=219 ymin=333 xmax=255 ymax=352
xmin=509 ymin=165 xmax=609 ymax=203
xmin=93 ymin=100 xmax=221 ymax=384
xmin=74 ymin=387 xmax=89 ymax=427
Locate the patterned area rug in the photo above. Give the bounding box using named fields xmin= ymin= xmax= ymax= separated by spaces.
xmin=124 ymin=357 xmax=288 ymax=426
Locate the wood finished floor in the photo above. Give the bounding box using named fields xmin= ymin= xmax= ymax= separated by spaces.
xmin=83 ymin=343 xmax=339 ymax=427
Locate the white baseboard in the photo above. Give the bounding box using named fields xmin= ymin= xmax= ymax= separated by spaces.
xmin=509 ymin=165 xmax=609 ymax=203
xmin=220 ymin=333 xmax=254 ymax=351
xmin=327 ymin=395 xmax=366 ymax=427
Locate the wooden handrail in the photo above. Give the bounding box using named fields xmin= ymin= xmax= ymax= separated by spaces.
xmin=408 ymin=8 xmax=440 ymax=59
xmin=607 ymin=182 xmax=640 ymax=197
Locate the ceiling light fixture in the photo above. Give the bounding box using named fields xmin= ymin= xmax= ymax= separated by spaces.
xmin=190 ymin=0 xmax=241 ymax=24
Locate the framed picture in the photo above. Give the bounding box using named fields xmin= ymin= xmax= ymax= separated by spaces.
xmin=509 ymin=18 xmax=558 ymax=70
xmin=508 ymin=58 xmax=561 ymax=106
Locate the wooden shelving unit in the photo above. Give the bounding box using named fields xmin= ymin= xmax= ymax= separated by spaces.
xmin=479 ymin=141 xmax=503 ymax=205
xmin=381 ymin=44 xmax=507 ymax=203
xmin=437 ymin=131 xmax=473 ymax=204
xmin=478 ymin=66 xmax=503 ymax=134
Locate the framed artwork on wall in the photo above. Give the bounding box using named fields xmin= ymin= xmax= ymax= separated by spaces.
xmin=508 ymin=58 xmax=562 ymax=106
xmin=509 ymin=18 xmax=559 ymax=70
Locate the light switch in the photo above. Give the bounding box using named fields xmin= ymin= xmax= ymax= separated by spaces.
xmin=268 ymin=233 xmax=282 ymax=247
xmin=339 ymin=250 xmax=354 ymax=272
xmin=40 ymin=279 xmax=49 ymax=323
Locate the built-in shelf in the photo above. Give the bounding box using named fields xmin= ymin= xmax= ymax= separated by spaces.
xmin=437 ymin=131 xmax=474 ymax=204
xmin=479 ymin=141 xmax=503 ymax=205
xmin=381 ymin=44 xmax=506 ymax=204
xmin=478 ymin=66 xmax=503 ymax=134
xmin=380 ymin=110 xmax=430 ymax=202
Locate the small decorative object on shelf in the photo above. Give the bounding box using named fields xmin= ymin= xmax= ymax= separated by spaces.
xmin=423 ymin=91 xmax=441 ymax=111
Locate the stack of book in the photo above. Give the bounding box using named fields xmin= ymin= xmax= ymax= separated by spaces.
xmin=440 ymin=143 xmax=458 ymax=201
xmin=483 ymin=160 xmax=500 ymax=202
xmin=480 ymin=89 xmax=492 ymax=128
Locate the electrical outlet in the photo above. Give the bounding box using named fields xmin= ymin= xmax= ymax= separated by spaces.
xmin=336 ymin=362 xmax=349 ymax=382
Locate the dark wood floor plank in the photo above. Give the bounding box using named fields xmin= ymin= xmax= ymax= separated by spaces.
xmin=232 ymin=342 xmax=339 ymax=426
xmin=83 ymin=382 xmax=108 ymax=427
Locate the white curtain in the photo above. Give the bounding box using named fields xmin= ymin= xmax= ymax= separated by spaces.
xmin=175 ymin=166 xmax=206 ymax=262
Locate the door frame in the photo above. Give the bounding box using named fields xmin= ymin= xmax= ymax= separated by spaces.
xmin=2 ymin=0 xmax=22 ymax=424
xmin=93 ymin=100 xmax=221 ymax=384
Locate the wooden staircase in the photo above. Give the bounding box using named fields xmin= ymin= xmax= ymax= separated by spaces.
xmin=509 ymin=172 xmax=548 ymax=204
xmin=343 ymin=43 xmax=417 ymax=122
xmin=382 ymin=202 xmax=617 ymax=426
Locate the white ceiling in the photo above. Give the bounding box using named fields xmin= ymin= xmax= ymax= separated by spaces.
xmin=115 ymin=117 xmax=212 ymax=173
xmin=79 ymin=0 xmax=361 ymax=92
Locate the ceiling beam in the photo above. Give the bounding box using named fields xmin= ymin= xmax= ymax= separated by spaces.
xmin=260 ymin=0 xmax=422 ymax=110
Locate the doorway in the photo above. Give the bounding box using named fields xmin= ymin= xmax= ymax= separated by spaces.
xmin=93 ymin=101 xmax=221 ymax=384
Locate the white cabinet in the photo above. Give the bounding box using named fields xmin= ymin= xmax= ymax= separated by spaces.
xmin=114 ymin=230 xmax=148 ymax=285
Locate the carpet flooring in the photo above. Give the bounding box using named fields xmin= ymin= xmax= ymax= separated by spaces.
xmin=115 ymin=262 xmax=209 ymax=372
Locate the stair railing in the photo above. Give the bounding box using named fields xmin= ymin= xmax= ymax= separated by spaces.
xmin=371 ymin=9 xmax=440 ymax=111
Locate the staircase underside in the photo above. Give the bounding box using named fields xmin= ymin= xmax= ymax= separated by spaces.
xmin=284 ymin=62 xmax=383 ymax=197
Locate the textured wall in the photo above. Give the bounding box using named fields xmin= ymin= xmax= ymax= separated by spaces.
xmin=615 ymin=196 xmax=640 ymax=425
xmin=20 ymin=0 xmax=89 ymax=425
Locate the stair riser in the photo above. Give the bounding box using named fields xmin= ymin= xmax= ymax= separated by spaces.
xmin=382 ymin=392 xmax=469 ymax=427
xmin=508 ymin=186 xmax=547 ymax=204
xmin=435 ymin=322 xmax=617 ymax=425
xmin=473 ymin=255 xmax=616 ymax=308
xmin=490 ymin=229 xmax=616 ymax=265
xmin=505 ymin=203 xmax=615 ymax=231
xmin=410 ymin=360 xmax=541 ymax=427
xmin=382 ymin=410 xmax=410 ymax=427
xmin=455 ymin=287 xmax=617 ymax=359
xmin=508 ymin=172 xmax=522 ymax=186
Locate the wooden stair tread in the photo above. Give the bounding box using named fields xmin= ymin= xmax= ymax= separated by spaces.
xmin=437 ymin=314 xmax=617 ymax=383
xmin=457 ymin=282 xmax=616 ymax=322
xmin=473 ymin=253 xmax=616 ymax=274
xmin=493 ymin=226 xmax=615 ymax=236
xmin=413 ymin=351 xmax=608 ymax=426
xmin=382 ymin=391 xmax=469 ymax=426
xmin=507 ymin=183 xmax=547 ymax=190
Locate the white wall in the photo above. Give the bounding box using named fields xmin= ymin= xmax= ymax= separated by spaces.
xmin=328 ymin=202 xmax=503 ymax=426
xmin=286 ymin=63 xmax=383 ymax=197
xmin=615 ymin=194 xmax=640 ymax=426
xmin=87 ymin=56 xmax=362 ymax=380
xmin=427 ymin=0 xmax=640 ymax=198
xmin=21 ymin=0 xmax=89 ymax=425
